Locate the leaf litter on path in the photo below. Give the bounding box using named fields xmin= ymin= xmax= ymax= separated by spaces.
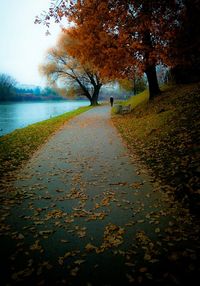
xmin=1 ymin=105 xmax=200 ymax=286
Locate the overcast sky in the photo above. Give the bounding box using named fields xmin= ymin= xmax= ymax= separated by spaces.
xmin=0 ymin=0 xmax=63 ymax=86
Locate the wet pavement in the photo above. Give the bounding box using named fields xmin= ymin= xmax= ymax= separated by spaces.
xmin=0 ymin=106 xmax=199 ymax=286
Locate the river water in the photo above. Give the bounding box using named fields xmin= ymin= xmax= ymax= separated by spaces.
xmin=0 ymin=100 xmax=89 ymax=136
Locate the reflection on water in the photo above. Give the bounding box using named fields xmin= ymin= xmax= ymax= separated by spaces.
xmin=0 ymin=100 xmax=89 ymax=136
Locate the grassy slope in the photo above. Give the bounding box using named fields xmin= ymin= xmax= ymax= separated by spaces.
xmin=112 ymin=83 xmax=200 ymax=212
xmin=0 ymin=106 xmax=91 ymax=181
xmin=112 ymin=90 xmax=149 ymax=114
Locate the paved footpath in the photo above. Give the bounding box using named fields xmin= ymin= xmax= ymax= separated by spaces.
xmin=0 ymin=106 xmax=199 ymax=286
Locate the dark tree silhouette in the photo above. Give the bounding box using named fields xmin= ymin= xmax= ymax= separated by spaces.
xmin=0 ymin=74 xmax=16 ymax=101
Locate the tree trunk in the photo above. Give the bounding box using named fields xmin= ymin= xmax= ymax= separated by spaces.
xmin=90 ymin=84 xmax=101 ymax=106
xmin=141 ymin=27 xmax=161 ymax=100
xmin=145 ymin=65 xmax=161 ymax=100
xmin=90 ymin=97 xmax=98 ymax=106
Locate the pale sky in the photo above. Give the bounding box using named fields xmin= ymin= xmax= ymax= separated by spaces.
xmin=0 ymin=0 xmax=63 ymax=86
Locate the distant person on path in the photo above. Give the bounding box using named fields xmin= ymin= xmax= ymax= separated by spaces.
xmin=110 ymin=96 xmax=114 ymax=107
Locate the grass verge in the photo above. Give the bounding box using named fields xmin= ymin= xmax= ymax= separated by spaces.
xmin=112 ymin=83 xmax=200 ymax=213
xmin=0 ymin=106 xmax=91 ymax=180
xmin=112 ymin=89 xmax=149 ymax=114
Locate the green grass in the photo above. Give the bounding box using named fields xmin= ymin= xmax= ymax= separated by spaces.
xmin=112 ymin=83 xmax=200 ymax=210
xmin=0 ymin=106 xmax=92 ymax=178
xmin=125 ymin=89 xmax=149 ymax=108
xmin=112 ymin=89 xmax=149 ymax=114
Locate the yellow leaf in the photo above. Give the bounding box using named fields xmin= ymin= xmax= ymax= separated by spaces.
xmin=74 ymin=259 xmax=85 ymax=265
xmin=70 ymin=267 xmax=79 ymax=276
xmin=144 ymin=254 xmax=151 ymax=261
xmin=85 ymin=243 xmax=96 ymax=252
xmin=139 ymin=267 xmax=148 ymax=273
xmin=58 ymin=257 xmax=64 ymax=265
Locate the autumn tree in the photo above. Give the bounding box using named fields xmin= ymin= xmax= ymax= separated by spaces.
xmin=36 ymin=1 xmax=176 ymax=99
xmin=37 ymin=0 xmax=199 ymax=98
xmin=67 ymin=0 xmax=185 ymax=98
xmin=40 ymin=33 xmax=103 ymax=106
xmin=37 ymin=0 xmax=161 ymax=99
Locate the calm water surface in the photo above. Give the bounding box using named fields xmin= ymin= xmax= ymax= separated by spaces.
xmin=0 ymin=100 xmax=89 ymax=136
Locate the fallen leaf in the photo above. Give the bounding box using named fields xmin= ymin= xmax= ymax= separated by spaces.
xmin=74 ymin=259 xmax=85 ymax=265
xmin=85 ymin=243 xmax=97 ymax=252
xmin=17 ymin=233 xmax=25 ymax=240
xmin=70 ymin=267 xmax=79 ymax=276
xmin=139 ymin=267 xmax=148 ymax=273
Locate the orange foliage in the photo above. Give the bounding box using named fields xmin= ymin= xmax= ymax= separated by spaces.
xmin=40 ymin=31 xmax=104 ymax=105
xmin=50 ymin=1 xmax=180 ymax=75
xmin=37 ymin=0 xmax=196 ymax=95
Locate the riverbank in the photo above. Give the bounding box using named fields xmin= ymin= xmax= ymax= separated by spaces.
xmin=0 ymin=106 xmax=91 ymax=184
xmin=112 ymin=82 xmax=200 ymax=214
xmin=0 ymin=100 xmax=90 ymax=136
